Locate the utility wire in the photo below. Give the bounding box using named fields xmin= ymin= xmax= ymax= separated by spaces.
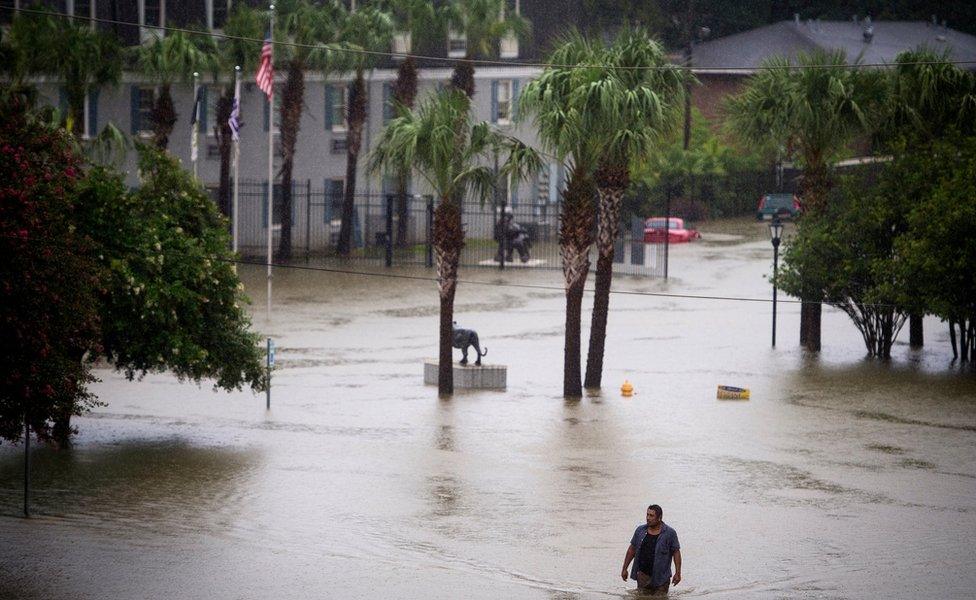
xmin=7 ymin=6 xmax=976 ymax=73
xmin=2 ymin=232 xmax=904 ymax=309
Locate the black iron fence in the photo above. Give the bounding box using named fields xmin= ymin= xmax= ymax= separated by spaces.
xmin=222 ymin=179 xmax=666 ymax=277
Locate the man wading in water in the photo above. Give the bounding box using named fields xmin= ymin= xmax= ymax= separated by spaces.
xmin=620 ymin=504 xmax=681 ymax=594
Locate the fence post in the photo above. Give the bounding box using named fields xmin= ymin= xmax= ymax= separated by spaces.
xmin=499 ymin=199 xmax=507 ymax=270
xmin=305 ymin=179 xmax=311 ymax=264
xmin=385 ymin=194 xmax=394 ymax=267
xmin=425 ymin=196 xmax=434 ymax=268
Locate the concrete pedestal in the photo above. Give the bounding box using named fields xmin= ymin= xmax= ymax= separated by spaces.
xmin=424 ymin=361 xmax=506 ymax=390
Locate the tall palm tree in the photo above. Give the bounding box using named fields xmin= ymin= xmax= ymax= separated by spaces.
xmin=135 ymin=29 xmax=215 ymax=149
xmin=518 ymin=32 xmax=602 ymax=398
xmin=880 ymin=49 xmax=976 ymax=347
xmin=381 ymin=0 xmax=440 ymax=246
xmin=336 ymin=4 xmax=393 ymax=257
xmin=727 ymin=49 xmax=883 ymax=352
xmin=445 ymin=0 xmax=529 ymax=98
xmin=211 ymin=6 xmax=264 ymax=217
xmin=7 ymin=9 xmax=121 ymax=136
xmin=368 ymin=90 xmax=539 ymax=394
xmin=582 ymin=30 xmax=685 ymax=390
xmin=274 ymin=0 xmax=344 ymax=260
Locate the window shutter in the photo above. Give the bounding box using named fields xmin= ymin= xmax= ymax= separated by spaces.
xmin=325 ymin=84 xmax=334 ymax=130
xmin=382 ymin=83 xmax=393 ymax=123
xmin=263 ymin=96 xmax=270 ymax=131
xmin=510 ymin=178 xmax=518 ymax=208
xmin=130 ymin=86 xmax=141 ymax=135
xmin=490 ymin=80 xmax=499 ymax=123
xmin=262 ymin=180 xmax=269 ymax=228
xmin=200 ymin=86 xmax=208 ymax=133
xmin=88 ymin=89 xmax=99 ymax=136
xmin=511 ymin=79 xmax=520 ymax=120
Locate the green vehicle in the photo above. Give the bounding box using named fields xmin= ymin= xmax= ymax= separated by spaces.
xmin=756 ymin=193 xmax=801 ymax=221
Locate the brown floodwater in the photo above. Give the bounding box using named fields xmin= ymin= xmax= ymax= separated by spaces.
xmin=2 ymin=229 xmax=975 ymax=599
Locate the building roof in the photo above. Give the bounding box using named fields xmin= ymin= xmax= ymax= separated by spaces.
xmin=691 ymin=19 xmax=976 ymax=74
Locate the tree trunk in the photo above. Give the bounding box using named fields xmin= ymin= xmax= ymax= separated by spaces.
xmin=585 ymin=163 xmax=628 ymax=389
xmin=949 ymin=320 xmax=958 ymax=360
xmin=338 ymin=74 xmax=367 ymax=257
xmin=151 ymin=83 xmax=177 ymax=150
xmin=909 ymin=314 xmax=923 ymax=348
xmin=214 ymin=87 xmax=234 ymax=217
xmin=65 ymin=85 xmax=86 ymax=137
xmin=433 ymin=200 xmax=465 ymax=395
xmin=560 ymin=176 xmax=595 ymax=398
xmin=798 ymin=157 xmax=828 ymax=352
xmin=278 ymin=61 xmax=305 ymax=261
xmin=393 ymin=57 xmax=418 ymax=248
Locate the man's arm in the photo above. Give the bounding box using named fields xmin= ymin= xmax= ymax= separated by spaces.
xmin=671 ymin=549 xmax=682 ymax=585
xmin=621 ymin=545 xmax=635 ymax=581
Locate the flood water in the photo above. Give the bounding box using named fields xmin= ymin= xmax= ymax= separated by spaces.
xmin=2 ymin=224 xmax=975 ymax=599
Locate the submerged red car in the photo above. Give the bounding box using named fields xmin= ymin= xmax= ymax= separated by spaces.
xmin=643 ymin=217 xmax=701 ymax=243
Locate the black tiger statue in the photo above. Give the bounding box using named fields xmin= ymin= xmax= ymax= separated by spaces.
xmin=452 ymin=322 xmax=487 ymax=366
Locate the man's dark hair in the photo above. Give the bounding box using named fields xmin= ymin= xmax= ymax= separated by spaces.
xmin=647 ymin=504 xmax=663 ymax=519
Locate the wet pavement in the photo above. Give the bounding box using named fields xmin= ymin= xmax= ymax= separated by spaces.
xmin=2 ymin=224 xmax=975 ymax=599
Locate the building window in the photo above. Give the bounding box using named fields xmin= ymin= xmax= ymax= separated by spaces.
xmin=211 ymin=0 xmax=229 ymax=29
xmin=500 ymin=34 xmax=519 ymax=58
xmin=0 ymin=0 xmax=18 ymax=25
xmin=136 ymin=86 xmax=155 ymax=137
xmin=70 ymin=0 xmax=94 ymax=20
xmin=331 ymin=138 xmax=348 ymax=154
xmin=448 ymin=30 xmax=467 ymax=58
xmin=327 ymin=84 xmax=347 ymax=132
xmin=140 ymin=0 xmax=165 ymax=43
xmin=207 ymin=144 xmax=220 ymax=159
xmin=496 ymin=80 xmax=512 ymax=124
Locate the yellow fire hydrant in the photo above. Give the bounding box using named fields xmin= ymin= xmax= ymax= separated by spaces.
xmin=621 ymin=380 xmax=634 ymax=397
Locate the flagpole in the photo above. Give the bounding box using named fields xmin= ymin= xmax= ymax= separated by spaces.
xmin=266 ymin=4 xmax=275 ymax=323
xmin=232 ymin=65 xmax=241 ymax=254
xmin=192 ymin=71 xmax=199 ymax=178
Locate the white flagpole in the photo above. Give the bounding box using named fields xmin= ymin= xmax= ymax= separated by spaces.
xmin=232 ymin=65 xmax=241 ymax=254
xmin=192 ymin=71 xmax=199 ymax=178
xmin=266 ymin=5 xmax=275 ymax=323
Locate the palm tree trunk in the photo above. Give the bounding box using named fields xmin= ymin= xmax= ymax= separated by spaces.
xmin=278 ymin=60 xmax=305 ymax=261
xmin=215 ymin=88 xmax=234 ymax=217
xmin=393 ymin=57 xmax=418 ymax=248
xmin=451 ymin=59 xmax=475 ymax=98
xmin=433 ymin=200 xmax=465 ymax=395
xmin=584 ymin=164 xmax=628 ymax=389
xmin=151 ymin=83 xmax=177 ymax=150
xmin=799 ymin=158 xmax=828 ymax=352
xmin=338 ymin=74 xmax=367 ymax=257
xmin=560 ymin=177 xmax=595 ymax=397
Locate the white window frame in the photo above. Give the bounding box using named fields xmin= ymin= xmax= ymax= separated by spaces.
xmin=139 ymin=0 xmax=166 ymax=43
xmin=136 ymin=85 xmax=156 ymax=138
xmin=331 ymin=84 xmax=348 ymax=133
xmin=496 ymin=79 xmax=513 ymax=125
xmin=448 ymin=30 xmax=467 ymax=58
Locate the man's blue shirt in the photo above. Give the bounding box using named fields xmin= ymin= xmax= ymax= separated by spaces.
xmin=629 ymin=522 xmax=680 ymax=586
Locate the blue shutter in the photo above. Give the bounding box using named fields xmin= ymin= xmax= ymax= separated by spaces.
xmin=490 ymin=80 xmax=499 ymax=123
xmin=263 ymin=96 xmax=270 ymax=131
xmin=324 ymin=84 xmax=334 ymax=130
xmin=88 ymin=89 xmax=99 ymax=136
xmin=130 ymin=86 xmax=141 ymax=135
xmin=511 ymin=79 xmax=520 ymax=120
xmin=382 ymin=83 xmax=393 ymax=123
xmin=262 ymin=180 xmax=269 ymax=228
xmin=200 ymin=86 xmax=209 ymax=133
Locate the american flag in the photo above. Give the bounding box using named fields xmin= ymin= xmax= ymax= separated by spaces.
xmin=255 ymin=34 xmax=274 ymax=100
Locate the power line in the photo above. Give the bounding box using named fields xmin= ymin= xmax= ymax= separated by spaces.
xmin=2 ymin=232 xmax=903 ymax=309
xmin=7 ymin=6 xmax=976 ymax=73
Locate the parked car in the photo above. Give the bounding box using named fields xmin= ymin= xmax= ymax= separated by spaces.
xmin=756 ymin=193 xmax=801 ymax=220
xmin=643 ymin=217 xmax=701 ymax=243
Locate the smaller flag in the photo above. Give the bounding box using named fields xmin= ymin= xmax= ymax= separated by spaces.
xmin=255 ymin=34 xmax=274 ymax=100
xmin=229 ymin=92 xmax=240 ymax=143
xmin=189 ymin=86 xmax=204 ymax=162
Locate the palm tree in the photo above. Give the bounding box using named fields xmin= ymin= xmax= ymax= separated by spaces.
xmin=336 ymin=4 xmax=393 ymax=257
xmin=518 ymin=32 xmax=602 ymax=398
xmin=581 ymin=30 xmax=685 ymax=390
xmin=445 ymin=0 xmax=529 ymax=98
xmin=274 ymin=0 xmax=344 ymax=260
xmin=135 ymin=29 xmax=215 ymax=149
xmin=880 ymin=49 xmax=976 ymax=347
xmin=381 ymin=0 xmax=440 ymax=246
xmin=211 ymin=6 xmax=264 ymax=217
xmin=7 ymin=9 xmax=121 ymax=136
xmin=368 ymin=90 xmax=539 ymax=394
xmin=727 ymin=49 xmax=883 ymax=352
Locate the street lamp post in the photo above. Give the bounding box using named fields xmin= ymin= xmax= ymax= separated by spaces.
xmin=769 ymin=216 xmax=784 ymax=347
